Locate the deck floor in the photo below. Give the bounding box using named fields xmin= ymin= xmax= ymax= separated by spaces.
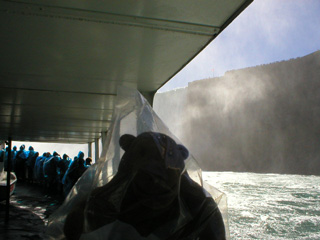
xmin=0 ymin=181 xmax=63 ymax=240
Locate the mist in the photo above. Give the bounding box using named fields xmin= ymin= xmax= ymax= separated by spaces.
xmin=154 ymin=51 xmax=320 ymax=175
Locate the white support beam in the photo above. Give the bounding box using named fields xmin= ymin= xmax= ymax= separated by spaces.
xmin=88 ymin=142 xmax=92 ymax=158
xmin=94 ymin=138 xmax=99 ymax=162
xmin=101 ymin=131 xmax=108 ymax=147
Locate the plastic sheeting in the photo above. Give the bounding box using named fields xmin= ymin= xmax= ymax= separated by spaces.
xmin=0 ymin=161 xmax=4 ymax=182
xmin=47 ymin=87 xmax=229 ymax=240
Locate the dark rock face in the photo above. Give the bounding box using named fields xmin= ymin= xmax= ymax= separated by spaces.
xmin=155 ymin=51 xmax=320 ymax=175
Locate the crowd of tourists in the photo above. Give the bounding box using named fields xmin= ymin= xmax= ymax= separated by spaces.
xmin=0 ymin=145 xmax=92 ymax=197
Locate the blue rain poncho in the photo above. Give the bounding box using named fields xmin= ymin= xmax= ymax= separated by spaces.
xmin=62 ymin=151 xmax=89 ymax=196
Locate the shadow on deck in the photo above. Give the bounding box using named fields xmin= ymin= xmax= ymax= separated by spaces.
xmin=0 ymin=181 xmax=63 ymax=240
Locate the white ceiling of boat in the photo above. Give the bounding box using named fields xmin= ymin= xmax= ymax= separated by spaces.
xmin=0 ymin=0 xmax=252 ymax=143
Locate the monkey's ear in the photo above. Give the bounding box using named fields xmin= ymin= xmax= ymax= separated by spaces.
xmin=119 ymin=134 xmax=136 ymax=151
xmin=178 ymin=144 xmax=189 ymax=160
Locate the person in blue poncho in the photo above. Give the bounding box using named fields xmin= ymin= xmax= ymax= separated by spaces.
xmin=26 ymin=146 xmax=38 ymax=183
xmin=3 ymin=146 xmax=18 ymax=172
xmin=62 ymin=151 xmax=89 ymax=197
xmin=43 ymin=152 xmax=61 ymax=191
xmin=85 ymin=157 xmax=92 ymax=166
xmin=11 ymin=146 xmax=17 ymax=172
xmin=34 ymin=152 xmax=46 ymax=183
xmin=15 ymin=145 xmax=28 ymax=181
xmin=57 ymin=154 xmax=71 ymax=183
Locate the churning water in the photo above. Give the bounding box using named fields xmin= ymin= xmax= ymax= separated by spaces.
xmin=203 ymin=172 xmax=320 ymax=240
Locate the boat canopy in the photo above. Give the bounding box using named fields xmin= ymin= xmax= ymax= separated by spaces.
xmin=0 ymin=0 xmax=252 ymax=143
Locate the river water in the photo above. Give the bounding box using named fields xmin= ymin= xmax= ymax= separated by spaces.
xmin=203 ymin=172 xmax=320 ymax=240
xmin=3 ymin=173 xmax=318 ymax=239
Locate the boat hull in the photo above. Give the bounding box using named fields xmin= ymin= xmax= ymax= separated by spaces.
xmin=0 ymin=172 xmax=17 ymax=201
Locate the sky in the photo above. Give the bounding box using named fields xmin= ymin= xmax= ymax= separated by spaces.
xmin=158 ymin=0 xmax=320 ymax=92
xmin=10 ymin=0 xmax=320 ymax=159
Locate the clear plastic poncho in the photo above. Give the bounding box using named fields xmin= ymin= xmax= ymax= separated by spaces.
xmin=46 ymin=86 xmax=229 ymax=240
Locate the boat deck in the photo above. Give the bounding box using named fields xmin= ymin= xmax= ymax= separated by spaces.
xmin=0 ymin=182 xmax=63 ymax=240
